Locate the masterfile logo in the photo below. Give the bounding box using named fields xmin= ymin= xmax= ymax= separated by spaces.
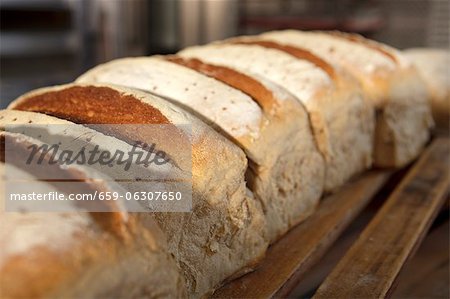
xmin=25 ymin=141 xmax=170 ymax=171
xmin=3 ymin=123 xmax=193 ymax=213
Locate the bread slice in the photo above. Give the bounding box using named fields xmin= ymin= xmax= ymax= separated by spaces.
xmin=7 ymin=85 xmax=267 ymax=298
xmin=404 ymin=48 xmax=450 ymax=131
xmin=259 ymin=30 xmax=433 ymax=167
xmin=76 ymin=56 xmax=325 ymax=242
xmin=0 ymin=133 xmax=187 ymax=298
xmin=178 ymin=43 xmax=374 ymax=192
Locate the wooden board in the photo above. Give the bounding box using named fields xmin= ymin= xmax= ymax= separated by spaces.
xmin=392 ymin=219 xmax=449 ymax=298
xmin=313 ymin=138 xmax=450 ymax=299
xmin=212 ymin=170 xmax=392 ymax=298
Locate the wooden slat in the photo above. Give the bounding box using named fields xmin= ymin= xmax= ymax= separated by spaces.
xmin=392 ymin=219 xmax=449 ymax=298
xmin=314 ymin=138 xmax=450 ymax=299
xmin=212 ymin=170 xmax=392 ymax=298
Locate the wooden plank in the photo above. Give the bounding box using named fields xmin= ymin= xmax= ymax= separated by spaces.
xmin=314 ymin=138 xmax=450 ymax=299
xmin=212 ymin=170 xmax=392 ymax=298
xmin=392 ymin=219 xmax=449 ymax=298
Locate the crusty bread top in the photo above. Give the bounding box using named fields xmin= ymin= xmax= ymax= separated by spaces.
xmin=7 ymin=84 xmax=250 ymax=195
xmin=260 ymin=30 xmax=411 ymax=76
xmin=165 ymin=56 xmax=279 ymax=112
xmin=76 ymin=58 xmax=264 ymax=140
xmin=76 ymin=56 xmax=311 ymax=168
xmin=327 ymin=31 xmax=400 ymax=64
xmin=9 ymin=83 xmax=218 ymax=134
xmin=230 ymin=39 xmax=337 ymax=80
xmin=8 ymin=84 xmax=200 ymax=166
xmin=179 ymin=43 xmax=332 ymax=105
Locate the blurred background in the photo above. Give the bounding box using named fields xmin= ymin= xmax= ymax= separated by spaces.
xmin=0 ymin=0 xmax=449 ymax=107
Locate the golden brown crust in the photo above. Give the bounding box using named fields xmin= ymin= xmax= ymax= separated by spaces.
xmin=231 ymin=40 xmax=337 ymax=80
xmin=13 ymin=86 xmax=171 ymax=125
xmin=165 ymin=56 xmax=278 ymax=112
